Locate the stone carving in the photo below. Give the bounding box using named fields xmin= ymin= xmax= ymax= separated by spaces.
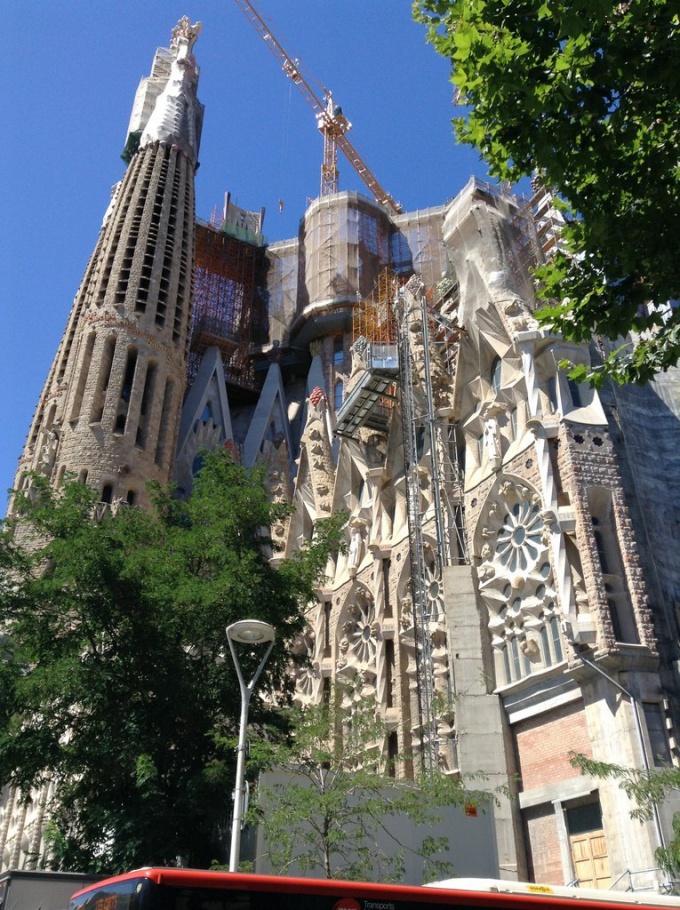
xmin=352 ymin=336 xmax=369 ymax=367
xmin=38 ymin=427 xmax=59 ymax=477
xmin=483 ymin=416 xmax=501 ymax=471
xmin=407 ymin=314 xmax=454 ymax=412
xmin=258 ymin=435 xmax=293 ymax=549
xmin=336 ymin=589 xmax=378 ymax=680
xmin=423 ymin=552 xmax=445 ymax=622
xmin=292 ymin=627 xmax=319 ymax=706
xmin=475 ymin=478 xmax=564 ymax=685
xmin=298 ymin=387 xmax=334 ymax=517
xmin=171 ymin=16 xmax=202 ymax=53
xmin=399 ymin=594 xmax=414 ymax=631
xmin=347 ymin=519 xmax=366 ymax=576
xmin=365 ymin=433 xmax=387 ymax=468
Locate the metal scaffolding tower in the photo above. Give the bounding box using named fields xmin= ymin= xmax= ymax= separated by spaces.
xmin=335 ymin=267 xmax=467 ymax=772
xmin=395 ymin=276 xmax=466 ymax=771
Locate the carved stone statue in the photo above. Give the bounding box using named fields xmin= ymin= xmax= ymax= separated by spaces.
xmin=484 ymin=416 xmax=501 ymax=468
xmin=348 ymin=525 xmax=363 ymax=568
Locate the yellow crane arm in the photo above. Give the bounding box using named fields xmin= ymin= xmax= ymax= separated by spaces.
xmin=232 ymin=0 xmax=402 ymax=214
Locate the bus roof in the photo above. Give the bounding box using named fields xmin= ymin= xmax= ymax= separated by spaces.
xmin=70 ymin=869 xmax=680 ymax=909
xmin=425 ymin=879 xmax=679 ymax=907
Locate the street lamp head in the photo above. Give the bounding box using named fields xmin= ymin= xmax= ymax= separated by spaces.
xmin=227 ymin=619 xmax=276 ymax=645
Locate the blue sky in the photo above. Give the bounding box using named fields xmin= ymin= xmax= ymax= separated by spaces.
xmin=1 ymin=1 xmax=492 ymax=516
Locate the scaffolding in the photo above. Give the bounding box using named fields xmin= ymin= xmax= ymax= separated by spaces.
xmin=395 ymin=276 xmax=467 ymax=772
xmin=189 ymin=219 xmax=268 ymax=392
xmin=335 ymin=268 xmax=400 ymax=438
xmin=335 ymin=265 xmax=467 ymax=772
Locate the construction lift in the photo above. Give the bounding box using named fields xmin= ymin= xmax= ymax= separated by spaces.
xmin=232 ymin=0 xmax=402 ymax=214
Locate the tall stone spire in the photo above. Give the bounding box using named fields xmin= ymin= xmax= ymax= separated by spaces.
xmin=12 ymin=20 xmax=203 ymax=512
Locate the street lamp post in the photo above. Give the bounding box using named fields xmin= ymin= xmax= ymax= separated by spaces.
xmin=226 ymin=619 xmax=276 ymax=873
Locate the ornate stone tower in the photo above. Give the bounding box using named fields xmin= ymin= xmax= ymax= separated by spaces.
xmin=12 ymin=18 xmax=203 ymax=512
xmin=0 ymin=19 xmax=203 ymax=870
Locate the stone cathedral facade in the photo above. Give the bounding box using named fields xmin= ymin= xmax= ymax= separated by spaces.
xmin=4 ymin=20 xmax=680 ymax=891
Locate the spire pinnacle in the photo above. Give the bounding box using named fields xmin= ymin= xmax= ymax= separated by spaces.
xmin=171 ymin=16 xmax=202 ymax=54
xmin=137 ymin=17 xmax=204 ymax=165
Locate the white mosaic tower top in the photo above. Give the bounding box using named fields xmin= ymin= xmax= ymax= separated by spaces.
xmin=140 ymin=18 xmax=203 ymax=165
xmin=124 ymin=17 xmax=204 ymax=166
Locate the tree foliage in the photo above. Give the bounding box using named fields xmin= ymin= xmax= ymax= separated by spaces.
xmin=247 ymin=686 xmax=491 ymax=882
xmin=0 ymin=451 xmax=343 ymax=873
xmin=570 ymin=752 xmax=680 ymax=881
xmin=413 ymin=0 xmax=680 ymax=385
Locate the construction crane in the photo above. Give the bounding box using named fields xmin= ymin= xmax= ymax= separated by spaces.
xmin=233 ymin=0 xmax=402 ymax=214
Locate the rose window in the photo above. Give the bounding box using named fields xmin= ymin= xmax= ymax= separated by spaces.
xmin=496 ymin=501 xmax=543 ymax=573
xmin=350 ymin=614 xmax=377 ymax=665
xmin=296 ymin=663 xmax=318 ymax=700
xmin=424 ymin=558 xmax=445 ymax=622
xmin=476 ymin=480 xmax=564 ymax=685
xmin=349 ymin=597 xmax=377 ymax=665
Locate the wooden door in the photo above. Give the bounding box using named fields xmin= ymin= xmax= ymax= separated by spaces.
xmin=569 ymin=828 xmax=612 ymax=889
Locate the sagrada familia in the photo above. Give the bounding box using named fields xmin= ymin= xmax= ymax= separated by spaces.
xmin=3 ymin=17 xmax=680 ymax=890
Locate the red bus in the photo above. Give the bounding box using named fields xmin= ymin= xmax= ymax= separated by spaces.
xmin=68 ymin=869 xmax=679 ymax=910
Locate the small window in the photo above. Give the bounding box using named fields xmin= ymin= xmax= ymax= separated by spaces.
xmin=387 ymin=731 xmax=398 ymax=778
xmin=540 ymin=624 xmax=552 ymax=667
xmin=502 ymin=644 xmax=512 ymax=682
xmin=549 ymin=614 xmax=563 ymax=662
xmin=201 ymin=400 xmax=214 ymax=423
xmin=416 ymin=426 xmax=427 ymax=459
xmin=323 ymin=601 xmax=332 ymax=654
xmin=490 ymin=357 xmax=502 ymax=394
xmin=334 ymin=337 xmax=345 ymax=370
xmin=643 ymin=703 xmax=672 ymax=766
xmin=476 ymin=434 xmax=485 ymax=466
xmin=568 ymin=378 xmax=584 ymax=408
xmin=334 ymin=380 xmax=344 ymax=411
xmin=385 ymin=639 xmax=395 ymax=709
xmin=566 ymin=800 xmax=603 ymax=836
xmin=383 ymin=558 xmax=392 ymax=617
xmin=101 ymin=484 xmax=113 ymax=504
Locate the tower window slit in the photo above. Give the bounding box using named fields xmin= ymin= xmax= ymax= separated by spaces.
xmin=69 ymin=332 xmax=96 ymax=422
xmin=387 ymin=731 xmax=398 ymax=778
xmin=589 ymin=487 xmax=639 ymax=643
xmin=385 ymin=638 xmax=395 ymax=709
xmin=136 ymin=361 xmax=157 ymax=449
xmin=550 ymin=615 xmax=563 ymax=661
xmin=155 ymin=379 xmax=174 ymax=467
xmin=383 ymin=558 xmax=392 ymax=617
xmin=113 ymin=347 xmax=138 ymax=435
xmin=323 ymin=601 xmax=332 ymax=655
xmin=90 ymin=336 xmax=117 ymax=423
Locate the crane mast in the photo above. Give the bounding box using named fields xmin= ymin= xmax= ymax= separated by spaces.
xmin=233 ymin=0 xmax=401 ymax=214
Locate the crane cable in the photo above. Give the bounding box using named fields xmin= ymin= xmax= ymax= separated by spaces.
xmin=278 ymin=79 xmax=293 ymax=212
